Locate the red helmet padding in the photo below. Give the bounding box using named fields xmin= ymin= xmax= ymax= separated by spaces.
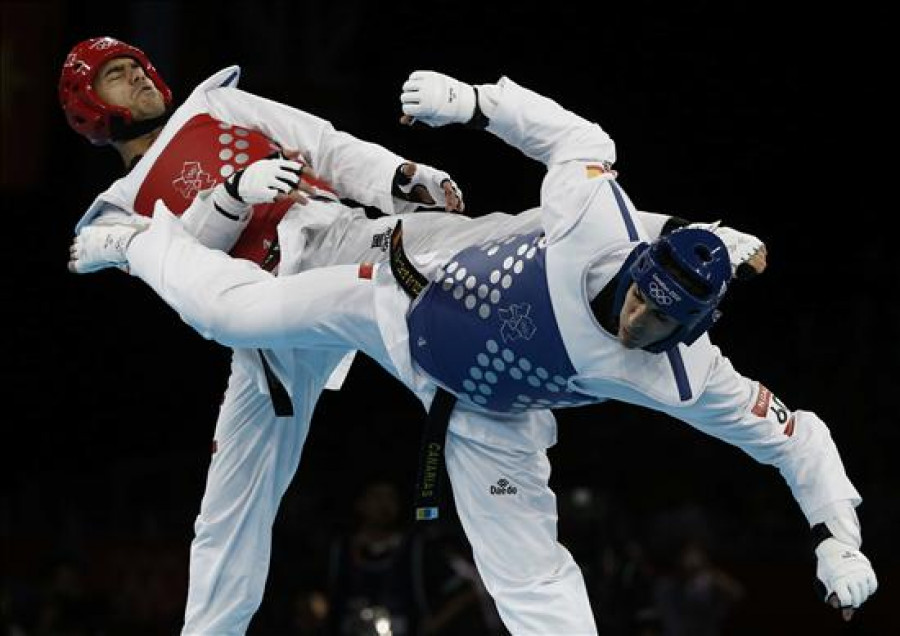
xmin=59 ymin=36 xmax=173 ymax=145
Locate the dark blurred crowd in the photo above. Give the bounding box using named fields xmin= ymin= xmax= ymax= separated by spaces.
xmin=4 ymin=478 xmax=759 ymax=636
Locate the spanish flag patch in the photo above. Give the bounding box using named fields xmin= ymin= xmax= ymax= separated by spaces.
xmin=358 ymin=262 xmax=374 ymax=279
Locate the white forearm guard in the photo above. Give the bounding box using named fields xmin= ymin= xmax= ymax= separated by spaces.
xmin=179 ymin=184 xmax=251 ymax=252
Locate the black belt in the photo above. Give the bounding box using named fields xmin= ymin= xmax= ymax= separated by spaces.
xmin=389 ymin=219 xmax=428 ymax=297
xmin=413 ymin=387 xmax=456 ymax=521
xmin=389 ymin=220 xmax=457 ymax=522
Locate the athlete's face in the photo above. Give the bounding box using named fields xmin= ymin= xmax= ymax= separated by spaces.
xmin=618 ymin=282 xmax=681 ymax=349
xmin=93 ymin=56 xmax=166 ymax=122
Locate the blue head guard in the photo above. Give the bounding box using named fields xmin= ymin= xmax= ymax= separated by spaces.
xmin=629 ymin=228 xmax=732 ymax=353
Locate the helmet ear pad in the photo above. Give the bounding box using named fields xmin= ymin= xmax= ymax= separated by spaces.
xmin=59 ymin=36 xmax=172 ymax=145
xmin=629 ymin=228 xmax=732 ymax=353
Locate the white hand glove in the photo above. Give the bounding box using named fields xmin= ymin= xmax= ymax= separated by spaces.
xmin=815 ymin=538 xmax=878 ymax=609
xmin=400 ymin=70 xmax=476 ymax=127
xmin=225 ymin=157 xmax=304 ymax=205
xmin=393 ymin=162 xmax=465 ymax=212
xmin=687 ymin=221 xmax=766 ymax=280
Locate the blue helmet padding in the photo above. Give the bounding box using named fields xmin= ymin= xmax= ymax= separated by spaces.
xmin=628 ymin=228 xmax=731 ymax=352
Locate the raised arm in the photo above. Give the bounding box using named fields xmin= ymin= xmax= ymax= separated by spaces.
xmin=400 ymin=71 xmax=766 ymax=278
xmin=208 ymin=87 xmax=462 ymax=215
xmin=400 ymin=71 xmax=615 ymax=165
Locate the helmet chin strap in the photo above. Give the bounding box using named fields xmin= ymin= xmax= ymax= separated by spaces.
xmin=109 ymin=111 xmax=171 ymax=143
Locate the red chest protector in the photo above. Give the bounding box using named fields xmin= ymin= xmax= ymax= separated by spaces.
xmin=134 ymin=113 xmax=292 ymax=270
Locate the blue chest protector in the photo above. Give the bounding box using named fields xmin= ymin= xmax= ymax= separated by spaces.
xmin=407 ymin=230 xmax=597 ymax=413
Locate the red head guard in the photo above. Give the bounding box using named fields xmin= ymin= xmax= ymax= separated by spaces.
xmin=59 ymin=36 xmax=173 ymax=145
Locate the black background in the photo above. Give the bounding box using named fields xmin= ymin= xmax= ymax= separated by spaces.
xmin=3 ymin=1 xmax=897 ymax=634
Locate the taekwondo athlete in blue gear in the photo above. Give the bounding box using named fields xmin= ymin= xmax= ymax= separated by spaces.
xmin=397 ymin=70 xmax=877 ymax=627
xmin=68 ymin=70 xmax=877 ymax=634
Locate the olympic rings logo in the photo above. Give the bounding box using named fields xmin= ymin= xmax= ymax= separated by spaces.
xmin=647 ymin=281 xmax=674 ymax=306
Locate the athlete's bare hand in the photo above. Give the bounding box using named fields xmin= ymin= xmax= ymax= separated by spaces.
xmin=393 ymin=162 xmax=464 ymax=213
xmin=829 ymin=593 xmax=855 ymax=622
xmin=737 ymin=244 xmax=767 ymax=279
xmin=276 ymin=148 xmax=334 ymax=204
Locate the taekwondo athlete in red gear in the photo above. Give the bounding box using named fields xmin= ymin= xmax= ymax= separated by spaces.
xmin=60 ymin=37 xmax=465 ymax=636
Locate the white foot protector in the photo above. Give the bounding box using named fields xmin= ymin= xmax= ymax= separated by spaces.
xmin=69 ymin=216 xmax=150 ymax=274
xmin=688 ymin=221 xmax=765 ymax=279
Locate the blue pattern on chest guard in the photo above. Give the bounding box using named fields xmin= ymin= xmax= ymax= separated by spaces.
xmin=408 ymin=230 xmax=595 ymax=413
